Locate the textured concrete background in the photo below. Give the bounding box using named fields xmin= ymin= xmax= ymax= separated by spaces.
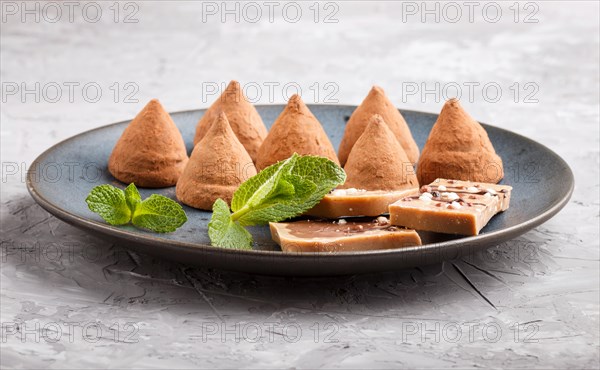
xmin=1 ymin=1 xmax=599 ymax=368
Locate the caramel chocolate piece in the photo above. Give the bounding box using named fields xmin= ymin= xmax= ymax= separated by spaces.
xmin=306 ymin=188 xmax=417 ymax=218
xmin=338 ymin=86 xmax=419 ymax=165
xmin=417 ymin=98 xmax=504 ymax=185
xmin=176 ymin=112 xmax=256 ymax=210
xmin=389 ymin=178 xmax=512 ymax=235
xmin=108 ymin=99 xmax=188 ymax=188
xmin=194 ymin=80 xmax=267 ymax=162
xmin=255 ymin=94 xmax=339 ymax=170
xmin=270 ymin=217 xmax=422 ymax=252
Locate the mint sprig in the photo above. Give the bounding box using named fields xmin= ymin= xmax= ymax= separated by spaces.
xmin=208 ymin=154 xmax=346 ymax=249
xmin=86 ymin=183 xmax=187 ymax=233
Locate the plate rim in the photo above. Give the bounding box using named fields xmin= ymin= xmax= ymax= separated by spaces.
xmin=26 ymin=105 xmax=575 ymax=260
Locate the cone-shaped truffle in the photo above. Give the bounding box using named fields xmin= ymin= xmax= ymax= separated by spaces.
xmin=417 ymin=98 xmax=504 ymax=185
xmin=338 ymin=86 xmax=419 ymax=165
xmin=340 ymin=115 xmax=418 ymax=191
xmin=177 ymin=112 xmax=257 ymax=210
xmin=255 ymin=94 xmax=339 ymax=170
xmin=108 ymin=99 xmax=188 ymax=188
xmin=194 ymin=80 xmax=267 ymax=161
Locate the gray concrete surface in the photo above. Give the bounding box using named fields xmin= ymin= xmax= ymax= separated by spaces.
xmin=1 ymin=1 xmax=599 ymax=368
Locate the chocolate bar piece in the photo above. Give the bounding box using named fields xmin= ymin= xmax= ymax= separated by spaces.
xmin=306 ymin=188 xmax=418 ymax=218
xmin=389 ymin=179 xmax=512 ymax=235
xmin=270 ymin=217 xmax=421 ymax=253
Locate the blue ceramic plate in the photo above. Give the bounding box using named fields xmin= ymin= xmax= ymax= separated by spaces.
xmin=26 ymin=105 xmax=573 ymax=276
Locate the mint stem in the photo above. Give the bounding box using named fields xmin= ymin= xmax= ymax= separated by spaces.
xmin=230 ymin=206 xmax=251 ymax=222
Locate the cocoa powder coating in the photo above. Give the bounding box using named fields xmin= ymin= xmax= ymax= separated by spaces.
xmin=177 ymin=112 xmax=257 ymax=210
xmin=193 ymin=80 xmax=268 ymax=161
xmin=417 ymin=98 xmax=504 ymax=185
xmin=255 ymin=94 xmax=339 ymax=170
xmin=340 ymin=114 xmax=419 ymax=191
xmin=338 ymin=86 xmax=419 ymax=165
xmin=108 ymin=99 xmax=189 ymax=188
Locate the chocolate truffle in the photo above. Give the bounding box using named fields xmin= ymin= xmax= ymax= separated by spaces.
xmin=108 ymin=99 xmax=188 ymax=188
xmin=417 ymin=98 xmax=504 ymax=185
xmin=255 ymin=94 xmax=339 ymax=171
xmin=194 ymin=80 xmax=267 ymax=161
xmin=177 ymin=112 xmax=257 ymax=210
xmin=341 ymin=114 xmax=419 ymax=191
xmin=338 ymin=86 xmax=419 ymax=165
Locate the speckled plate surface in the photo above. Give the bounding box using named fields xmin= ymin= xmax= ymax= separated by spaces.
xmin=26 ymin=105 xmax=574 ymax=276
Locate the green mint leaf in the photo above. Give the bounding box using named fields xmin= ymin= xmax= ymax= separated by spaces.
xmin=208 ymin=199 xmax=252 ymax=249
xmin=235 ymin=176 xmax=317 ymax=226
xmin=131 ymin=194 xmax=187 ymax=233
xmin=231 ymin=155 xmax=297 ymax=212
xmin=292 ymin=155 xmax=347 ymax=194
xmin=124 ymin=183 xmax=141 ymax=213
xmin=85 ymin=184 xmax=131 ymax=225
xmin=232 ymin=155 xmax=346 ymax=226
